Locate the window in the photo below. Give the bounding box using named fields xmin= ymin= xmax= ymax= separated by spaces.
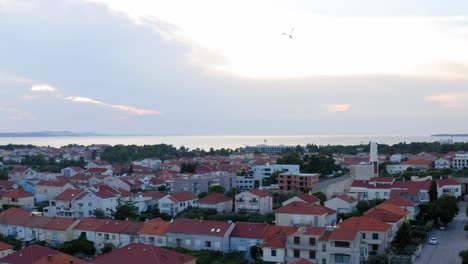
xmin=149 ymin=237 xmax=155 ymax=243
xmin=294 ymin=236 xmax=300 ymax=244
xmin=51 ymin=201 xmax=56 ymax=206
xmin=112 ymin=235 xmax=116 ymax=240
xmin=141 ymin=236 xmax=146 ymax=242
xmin=52 ymin=232 xmax=57 ymax=240
xmin=104 ymin=234 xmax=109 ymax=239
xmin=88 ymin=202 xmax=92 ymax=206
xmin=309 ymin=237 xmax=316 ymax=245
xmin=322 ymin=243 xmax=326 ymax=252
xmin=334 ymin=254 xmax=350 ymax=263
xmin=80 ymin=232 xmax=86 ymax=238
xmin=98 ymin=233 xmax=102 ymax=236
xmin=205 ymin=241 xmax=211 ymax=247
xmin=294 ymin=249 xmax=300 ymax=258
xmin=271 ymin=249 xmax=276 ymax=257
xmin=322 ymin=258 xmax=326 ymax=264
xmin=157 ymin=237 xmax=163 ymax=244
xmin=334 ymin=241 xmax=350 ymax=248
xmin=361 ymin=232 xmax=366 ymax=239
xmin=309 ymin=250 xmax=316 ymax=259
xmin=372 ymin=233 xmax=379 ymax=240
xmin=372 ymin=244 xmax=379 ymax=251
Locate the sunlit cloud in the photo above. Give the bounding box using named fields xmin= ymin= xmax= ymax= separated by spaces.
xmin=426 ymin=92 xmax=468 ymax=108
xmin=326 ymin=104 xmax=352 ymax=112
xmin=31 ymin=84 xmax=56 ymax=92
xmin=64 ymin=96 xmax=160 ymax=115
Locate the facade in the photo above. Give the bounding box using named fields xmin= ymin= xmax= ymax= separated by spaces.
xmin=324 ymin=194 xmax=358 ymax=214
xmin=241 ymin=144 xmax=296 ymax=155
xmin=166 ymin=172 xmax=236 ymax=195
xmin=166 ymin=218 xmax=235 ymax=253
xmin=158 ymin=192 xmax=198 ymax=217
xmin=252 ymin=164 xmax=300 ymax=181
xmin=61 ymin=166 xmax=84 ymax=177
xmin=235 ymin=189 xmax=273 ymax=214
xmin=0 ymin=189 xmax=35 ymax=209
xmin=236 ymin=176 xmax=256 ymax=190
xmin=0 ymin=245 xmax=84 ymax=264
xmin=34 ymin=181 xmax=75 ymax=202
xmin=453 ymin=152 xmax=468 ymax=170
xmin=197 ymin=193 xmax=233 ymax=213
xmin=282 ymin=193 xmax=321 ymax=206
xmin=285 ymin=227 xmax=325 ymax=263
xmin=42 ymin=217 xmax=80 ymax=246
xmin=278 ymin=173 xmax=320 ymax=192
xmin=381 ymin=196 xmax=419 ymax=220
xmin=350 ymin=163 xmax=374 ymax=180
xmin=437 ymin=178 xmax=462 ymax=198
xmin=229 ymin=222 xmax=269 ymax=261
xmin=45 ymin=189 xmax=99 ymax=218
xmin=434 ymin=158 xmax=451 ymax=170
xmin=138 ymin=218 xmax=171 ymax=247
xmin=274 ymin=201 xmax=336 ymax=227
xmin=0 ymin=241 xmax=14 ymax=258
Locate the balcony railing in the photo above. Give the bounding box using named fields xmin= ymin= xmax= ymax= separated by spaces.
xmin=286 ymin=242 xmax=318 ymax=250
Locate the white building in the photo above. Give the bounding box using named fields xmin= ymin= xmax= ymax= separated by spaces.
xmin=434 ymin=158 xmax=451 ymax=170
xmin=235 ymin=189 xmax=272 ymax=214
xmin=324 ymin=194 xmax=358 ymax=214
xmin=158 ymin=192 xmax=198 ymax=217
xmin=236 ymin=176 xmax=255 ymax=190
xmin=452 ymin=153 xmax=468 ymax=170
xmin=252 ymin=164 xmax=300 ymax=181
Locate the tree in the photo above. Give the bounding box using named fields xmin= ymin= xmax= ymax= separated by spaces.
xmin=157 ymin=185 xmax=167 ymax=193
xmin=93 ymin=209 xmax=106 ymax=219
xmin=392 ymin=222 xmax=411 ymax=249
xmin=276 ymin=152 xmax=302 ymax=166
xmin=101 ymin=243 xmax=113 ymax=254
xmin=209 ymin=185 xmax=226 ymax=194
xmin=429 ymin=180 xmax=438 ymax=204
xmin=198 ymin=192 xmax=208 ymax=199
xmin=460 ymin=249 xmax=468 ymax=264
xmin=56 ymin=233 xmax=96 ymax=256
xmin=312 ymin=192 xmax=327 ymax=205
xmin=111 ymin=200 xmax=139 ymax=220
xmin=262 ymin=171 xmax=282 ymax=186
xmin=436 ymin=194 xmax=459 ymax=224
xmin=364 ymin=254 xmax=388 ymax=264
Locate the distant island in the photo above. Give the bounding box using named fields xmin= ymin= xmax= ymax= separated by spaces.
xmin=431 ymin=134 xmax=468 ymax=137
xmin=0 ymin=131 xmax=105 ymax=137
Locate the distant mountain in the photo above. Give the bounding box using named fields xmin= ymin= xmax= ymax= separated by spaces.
xmin=431 ymin=134 xmax=468 ymax=137
xmin=0 ymin=131 xmax=106 ymax=137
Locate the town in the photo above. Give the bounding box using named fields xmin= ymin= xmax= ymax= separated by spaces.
xmin=0 ymin=141 xmax=465 ymax=264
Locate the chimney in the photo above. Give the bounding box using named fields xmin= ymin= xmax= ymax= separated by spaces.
xmin=47 ymin=255 xmax=53 ymax=261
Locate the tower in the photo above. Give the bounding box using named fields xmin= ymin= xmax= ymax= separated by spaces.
xmin=369 ymin=141 xmax=378 ymax=176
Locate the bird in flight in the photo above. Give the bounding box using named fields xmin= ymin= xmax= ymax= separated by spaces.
xmin=282 ymin=27 xmax=294 ymax=39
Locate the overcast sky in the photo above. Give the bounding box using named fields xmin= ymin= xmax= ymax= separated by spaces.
xmin=1 ymin=0 xmax=468 ymax=136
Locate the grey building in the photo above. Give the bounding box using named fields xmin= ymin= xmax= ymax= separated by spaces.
xmin=166 ymin=172 xmax=236 ymax=195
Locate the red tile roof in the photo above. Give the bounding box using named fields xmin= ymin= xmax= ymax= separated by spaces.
xmin=87 ymin=168 xmax=110 ymax=173
xmin=363 ymin=208 xmax=406 ymax=223
xmin=374 ymin=204 xmax=410 ymax=216
xmin=261 ymin=226 xmax=298 ymax=248
xmin=288 ymin=258 xmax=316 ymax=264
xmin=436 ymin=178 xmax=460 ymax=187
xmin=167 ymin=218 xmax=233 ymax=237
xmin=198 ymin=193 xmax=232 ymax=204
xmin=54 ymin=189 xmax=84 ymax=201
xmin=295 ymin=193 xmax=320 ymax=204
xmin=0 ymin=181 xmax=18 ymax=189
xmin=392 ymin=180 xmax=431 ymax=196
xmin=247 ymin=189 xmax=270 ymax=197
xmin=43 ymin=217 xmax=77 ymax=231
xmin=74 ymin=218 xmax=107 ymax=231
xmin=382 ymin=196 xmax=418 ymax=207
xmin=95 ymin=219 xmax=130 ymax=234
xmin=274 ymin=201 xmax=336 ymax=215
xmin=138 ymin=218 xmax=171 ymax=236
xmin=335 ymin=194 xmax=357 ymax=204
xmin=169 ymin=192 xmax=197 ymax=202
xmin=37 ymin=180 xmax=71 ymax=187
xmin=2 ymin=189 xmax=33 ymax=198
xmin=142 ymin=191 xmax=166 ymax=200
xmin=339 ymin=216 xmax=392 ymax=232
xmin=0 ymin=245 xmax=84 ymax=264
xmin=328 ymin=228 xmax=358 ymax=241
xmin=370 ymin=177 xmax=395 ymax=183
xmin=0 ymin=241 xmax=13 ymax=251
xmin=69 ymin=173 xmax=91 ymax=181
xmin=303 ymin=226 xmax=326 ymax=236
xmin=230 ymin=222 xmax=269 ymax=239
xmin=91 ymin=243 xmax=196 ymax=264
xmin=400 ymin=160 xmax=432 ymax=166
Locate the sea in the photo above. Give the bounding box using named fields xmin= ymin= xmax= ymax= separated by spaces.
xmin=1 ymin=135 xmax=467 ymax=150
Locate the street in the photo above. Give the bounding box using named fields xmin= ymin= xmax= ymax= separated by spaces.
xmin=414 ymin=202 xmax=468 ymax=264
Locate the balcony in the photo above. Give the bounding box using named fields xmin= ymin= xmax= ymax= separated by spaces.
xmin=362 ymin=238 xmax=382 ymax=245
xmin=290 ymin=220 xmax=314 ymax=226
xmin=286 ymin=242 xmax=318 ymax=250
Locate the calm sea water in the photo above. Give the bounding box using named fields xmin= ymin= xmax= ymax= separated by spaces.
xmin=0 ymin=135 xmax=467 ymax=150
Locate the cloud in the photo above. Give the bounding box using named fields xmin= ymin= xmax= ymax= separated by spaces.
xmin=31 ymin=84 xmax=56 ymax=92
xmin=326 ymin=104 xmax=352 ymax=112
xmin=64 ymin=96 xmax=160 ymax=115
xmin=426 ymin=92 xmax=468 ymax=108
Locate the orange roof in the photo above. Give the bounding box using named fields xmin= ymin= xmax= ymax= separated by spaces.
xmin=54 ymin=189 xmax=84 ymax=201
xmin=170 ymin=192 xmax=197 ymax=202
xmin=2 ymin=189 xmax=33 ymax=199
xmin=43 ymin=217 xmax=77 ymax=231
xmin=400 ymin=160 xmax=432 ymax=166
xmin=339 ymin=216 xmax=392 ymax=232
xmin=328 ymin=228 xmax=358 ymax=241
xmin=198 ymin=193 xmax=232 ymax=204
xmin=296 ymin=193 xmax=320 ymax=204
xmin=138 ymin=218 xmax=171 ymax=236
xmin=248 ymin=189 xmax=270 ymax=197
xmin=0 ymin=245 xmax=84 ymax=264
xmin=0 ymin=241 xmax=13 ymax=251
xmin=274 ymin=201 xmax=336 ymax=215
xmin=74 ymin=218 xmax=107 ymax=231
xmin=363 ymin=208 xmax=406 ymax=223
xmin=382 ymin=196 xmax=418 ymax=207
xmin=335 ymin=193 xmax=357 ymax=203
xmin=288 ymin=258 xmax=316 ymax=264
xmin=375 ymin=203 xmax=410 ymax=216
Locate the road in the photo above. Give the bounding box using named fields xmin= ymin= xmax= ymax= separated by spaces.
xmin=414 ymin=202 xmax=468 ymax=264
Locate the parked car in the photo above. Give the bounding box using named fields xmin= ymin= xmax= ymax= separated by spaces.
xmin=439 ymin=224 xmax=446 ymax=230
xmin=429 ymin=237 xmax=438 ymax=245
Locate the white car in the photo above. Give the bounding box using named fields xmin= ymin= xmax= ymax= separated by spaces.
xmin=429 ymin=237 xmax=438 ymax=245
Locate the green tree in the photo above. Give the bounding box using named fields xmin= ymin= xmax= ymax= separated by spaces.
xmin=392 ymin=222 xmax=411 ymax=249
xmin=460 ymin=249 xmax=468 ymax=264
xmin=57 ymin=233 xmax=96 ymax=256
xmin=429 ymin=180 xmax=438 ymax=204
xmin=436 ymin=194 xmax=459 ymax=224
xmin=180 ymin=162 xmax=197 ymax=173
xmin=209 ymin=185 xmax=226 ymax=194
xmin=111 ymin=200 xmax=139 ymax=220
xmin=262 ymin=171 xmax=282 ymax=186
xmin=364 ymin=253 xmax=388 ymax=264
xmin=198 ymin=192 xmax=208 ymax=199
xmin=312 ymin=192 xmax=327 ymax=205
xmin=101 ymin=243 xmax=113 ymax=254
xmin=93 ymin=209 xmax=107 ymax=219
xmin=276 ymin=152 xmax=302 ymax=165
xmin=157 ymin=185 xmax=167 ymax=193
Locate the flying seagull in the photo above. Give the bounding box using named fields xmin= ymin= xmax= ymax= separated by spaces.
xmin=282 ymin=27 xmax=294 ymax=39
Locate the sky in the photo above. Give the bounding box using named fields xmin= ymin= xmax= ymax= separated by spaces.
xmin=1 ymin=0 xmax=468 ymax=136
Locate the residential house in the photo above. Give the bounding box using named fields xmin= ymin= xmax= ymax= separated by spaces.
xmin=167 ymin=172 xmax=236 ymax=195
xmin=317 ymin=227 xmax=363 ymax=264
xmin=197 ymin=193 xmax=233 ymax=213
xmin=45 ymin=189 xmax=99 ymax=218
xmin=60 ymin=166 xmax=84 ymax=177
xmin=236 ymin=176 xmax=256 ymax=191
xmin=387 ymin=160 xmax=432 ymax=174
xmin=41 ymin=217 xmax=80 ymax=246
xmin=8 ymin=167 xmax=37 ymax=182
xmin=235 ymin=189 xmax=272 ymax=214
xmin=141 ymin=191 xmax=166 ymax=210
xmin=434 ymin=158 xmax=451 ymax=170
xmin=73 ymin=218 xmax=107 ymax=245
xmin=324 ymin=194 xmax=358 ymax=214
xmin=17 ymin=179 xmax=39 ymax=194
xmin=86 ymin=167 xmax=113 ymax=176
xmin=381 ymin=196 xmax=419 ymax=220
xmin=285 ymin=227 xmax=325 ymax=263
xmin=282 ymin=193 xmax=321 ymax=206
xmin=0 ymin=241 xmax=14 ymax=258
xmin=0 ymin=245 xmax=84 ymax=264
xmin=86 ymin=160 xmax=112 ymax=170
xmin=278 ymin=173 xmax=320 ymax=192
xmin=0 ymin=189 xmax=35 ymax=209
xmin=260 ymin=225 xmax=299 ymax=263
xmin=166 ymin=218 xmax=235 ymax=253
xmin=94 ymin=219 xmax=136 ymax=250
xmin=274 ymin=201 xmax=336 ymax=227
xmin=158 ymin=192 xmax=198 ymax=217
xmin=229 ymin=222 xmax=269 ymax=261
xmin=436 ymin=178 xmax=462 ymax=198
xmin=452 ymin=152 xmax=468 ymax=170
xmin=91 ymin=243 xmax=197 ymax=264
xmin=34 ymin=181 xmax=75 ymax=202
xmin=363 ymin=204 xmax=409 ymax=235
xmin=138 ymin=218 xmax=171 ymax=247
xmin=338 ymin=217 xmax=393 ymax=253
xmin=0 ymin=181 xmax=19 ymax=192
